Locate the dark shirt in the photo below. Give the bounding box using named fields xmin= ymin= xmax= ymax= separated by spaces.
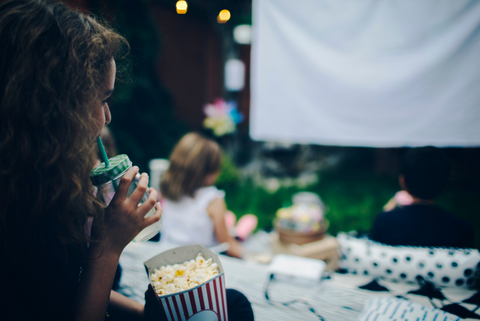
xmin=0 ymin=241 xmax=84 ymax=321
xmin=370 ymin=204 xmax=475 ymax=248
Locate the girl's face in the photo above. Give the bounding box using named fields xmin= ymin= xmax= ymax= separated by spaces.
xmin=92 ymin=59 xmax=115 ymax=138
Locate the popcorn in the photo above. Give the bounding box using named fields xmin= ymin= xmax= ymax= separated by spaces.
xmin=165 ymin=283 xmax=176 ymax=294
xmin=196 ymin=255 xmax=205 ymax=266
xmin=189 ymin=282 xmax=199 ymax=288
xmin=186 ymin=260 xmax=196 ymax=270
xmin=156 ymin=288 xmax=166 ymax=295
xmin=163 ymin=274 xmax=174 ymax=283
xmin=151 ymin=253 xmax=220 ymax=296
xmin=175 ymin=267 xmax=186 ymax=277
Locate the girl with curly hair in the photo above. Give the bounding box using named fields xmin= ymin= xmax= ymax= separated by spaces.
xmin=0 ymin=1 xmax=161 ymax=320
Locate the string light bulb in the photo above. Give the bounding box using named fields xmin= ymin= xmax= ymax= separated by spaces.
xmin=217 ymin=9 xmax=231 ymax=23
xmin=176 ymin=1 xmax=188 ymax=14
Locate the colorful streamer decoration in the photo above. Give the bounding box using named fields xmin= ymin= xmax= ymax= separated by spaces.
xmin=203 ymin=99 xmax=243 ymax=137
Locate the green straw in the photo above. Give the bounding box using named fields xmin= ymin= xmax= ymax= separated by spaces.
xmin=96 ymin=136 xmax=118 ymax=191
xmin=96 ymin=137 xmax=110 ymax=167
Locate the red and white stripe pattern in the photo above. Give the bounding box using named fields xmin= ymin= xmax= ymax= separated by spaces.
xmin=157 ymin=274 xmax=228 ymax=321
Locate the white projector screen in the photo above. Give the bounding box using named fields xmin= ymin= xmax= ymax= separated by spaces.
xmin=250 ymin=0 xmax=480 ymax=147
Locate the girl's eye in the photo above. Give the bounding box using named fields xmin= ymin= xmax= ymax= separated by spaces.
xmin=102 ymin=97 xmax=111 ymax=104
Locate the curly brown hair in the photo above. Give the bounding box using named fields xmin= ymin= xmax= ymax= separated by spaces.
xmin=160 ymin=133 xmax=222 ymax=201
xmin=0 ymin=0 xmax=128 ymax=259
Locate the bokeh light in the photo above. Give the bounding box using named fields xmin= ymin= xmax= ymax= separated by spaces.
xmin=217 ymin=9 xmax=231 ymax=23
xmin=176 ymin=0 xmax=188 ymax=14
xmin=233 ymin=24 xmax=252 ymax=44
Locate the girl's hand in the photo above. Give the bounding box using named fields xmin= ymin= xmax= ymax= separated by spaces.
xmin=382 ymin=196 xmax=397 ymax=212
xmin=227 ymin=240 xmax=243 ymax=258
xmin=102 ymin=166 xmax=162 ymax=254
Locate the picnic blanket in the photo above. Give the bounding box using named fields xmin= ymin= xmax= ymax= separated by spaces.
xmin=118 ymin=241 xmax=480 ymax=320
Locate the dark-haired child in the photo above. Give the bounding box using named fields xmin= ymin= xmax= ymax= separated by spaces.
xmin=370 ymin=146 xmax=474 ymax=248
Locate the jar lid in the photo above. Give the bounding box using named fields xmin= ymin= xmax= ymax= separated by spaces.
xmin=90 ymin=154 xmax=132 ymax=186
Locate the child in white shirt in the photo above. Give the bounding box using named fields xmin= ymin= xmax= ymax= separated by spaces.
xmin=159 ymin=133 xmax=252 ymax=258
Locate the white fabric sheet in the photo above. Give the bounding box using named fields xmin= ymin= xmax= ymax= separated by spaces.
xmin=250 ymin=0 xmax=480 ymax=147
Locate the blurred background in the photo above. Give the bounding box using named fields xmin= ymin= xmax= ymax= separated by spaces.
xmin=40 ymin=0 xmax=480 ymax=247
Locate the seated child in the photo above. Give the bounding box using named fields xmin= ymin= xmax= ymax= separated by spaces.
xmin=370 ymin=146 xmax=475 ymax=248
xmin=159 ymin=133 xmax=257 ymax=258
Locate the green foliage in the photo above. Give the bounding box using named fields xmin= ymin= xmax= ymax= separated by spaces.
xmin=217 ymin=163 xmax=480 ymax=249
xmin=309 ymin=171 xmax=397 ymax=235
xmin=216 ymin=153 xmax=241 ymax=188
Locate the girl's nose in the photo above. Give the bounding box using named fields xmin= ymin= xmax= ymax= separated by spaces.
xmin=104 ymin=104 xmax=111 ymax=125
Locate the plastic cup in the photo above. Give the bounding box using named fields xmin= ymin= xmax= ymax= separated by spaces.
xmin=90 ymin=154 xmax=162 ymax=243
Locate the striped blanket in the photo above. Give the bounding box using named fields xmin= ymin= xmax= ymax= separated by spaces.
xmin=118 ymin=241 xmax=479 ymax=320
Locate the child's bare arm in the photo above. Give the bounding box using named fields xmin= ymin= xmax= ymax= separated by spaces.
xmin=207 ymin=198 xmax=243 ymax=258
xmin=107 ymin=290 xmax=144 ymax=320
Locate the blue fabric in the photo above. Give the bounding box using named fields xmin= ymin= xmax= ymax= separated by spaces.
xmin=370 ymin=204 xmax=474 ymax=248
xmin=359 ymin=280 xmax=389 ymax=292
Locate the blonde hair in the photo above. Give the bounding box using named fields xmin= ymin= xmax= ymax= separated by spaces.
xmin=161 ymin=133 xmax=221 ymax=201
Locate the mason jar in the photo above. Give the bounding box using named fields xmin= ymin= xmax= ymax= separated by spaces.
xmin=90 ymin=154 xmax=162 ymax=243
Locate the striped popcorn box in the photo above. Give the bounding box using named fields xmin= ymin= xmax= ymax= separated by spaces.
xmin=144 ymin=244 xmax=228 ymax=321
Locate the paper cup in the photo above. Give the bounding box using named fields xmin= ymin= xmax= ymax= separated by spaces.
xmin=144 ymin=244 xmax=228 ymax=321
